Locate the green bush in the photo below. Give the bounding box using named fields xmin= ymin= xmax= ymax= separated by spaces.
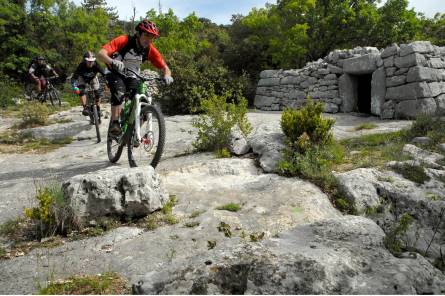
xmin=0 ymin=79 xmax=22 ymax=108
xmin=281 ymin=99 xmax=335 ymax=151
xmin=21 ymin=102 xmax=50 ymax=128
xmin=192 ymin=93 xmax=252 ymax=152
xmin=405 ymin=115 xmax=445 ymax=145
xmin=157 ymin=53 xmax=249 ymax=115
xmin=24 ymin=183 xmax=78 ymax=238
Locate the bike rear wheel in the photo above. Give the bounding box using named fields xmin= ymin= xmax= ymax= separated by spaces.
xmin=127 ymin=104 xmax=165 ymax=169
xmin=92 ymin=105 xmax=101 ymax=143
xmin=107 ymin=121 xmax=124 ymax=163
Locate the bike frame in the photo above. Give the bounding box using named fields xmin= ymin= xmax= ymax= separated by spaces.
xmin=132 ymin=91 xmax=152 ymax=145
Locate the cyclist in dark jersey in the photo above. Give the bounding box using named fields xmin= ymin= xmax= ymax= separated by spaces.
xmin=97 ymin=19 xmax=173 ymax=135
xmin=71 ymin=51 xmax=106 ymax=116
xmin=29 ymin=56 xmax=59 ymax=94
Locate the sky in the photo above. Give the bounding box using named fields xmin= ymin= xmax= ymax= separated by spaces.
xmin=73 ymin=0 xmax=443 ymax=24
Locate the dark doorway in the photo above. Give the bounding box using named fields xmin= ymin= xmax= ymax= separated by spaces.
xmin=356 ymin=74 xmax=372 ymax=114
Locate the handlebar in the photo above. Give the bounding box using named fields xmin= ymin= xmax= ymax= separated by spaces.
xmin=124 ymin=68 xmax=164 ymax=83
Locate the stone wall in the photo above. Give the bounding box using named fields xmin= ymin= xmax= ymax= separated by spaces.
xmin=255 ymin=41 xmax=445 ymax=119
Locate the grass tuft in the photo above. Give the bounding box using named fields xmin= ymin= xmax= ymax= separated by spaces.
xmin=216 ymin=203 xmax=241 ymax=212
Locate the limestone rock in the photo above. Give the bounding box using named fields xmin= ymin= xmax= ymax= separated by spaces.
xmin=402 ymin=144 xmax=444 ymax=166
xmin=370 ymin=67 xmax=386 ymax=116
xmin=134 ymin=216 xmax=445 ymax=295
xmin=399 ymin=41 xmax=434 ymax=57
xmin=249 ymin=123 xmax=285 ymax=173
xmin=394 ymin=53 xmax=427 ymax=68
xmin=229 ymin=127 xmax=251 ymax=156
xmin=335 ymin=168 xmax=381 ymax=213
xmin=62 ymin=166 xmax=169 ymax=224
xmin=386 ymin=82 xmax=432 ymax=101
xmin=381 ymin=44 xmax=399 ymax=58
xmin=412 ymin=137 xmax=432 ymax=145
xmin=20 ymin=121 xmax=92 ymax=141
xmin=407 ymin=66 xmax=445 ymax=83
xmin=258 ymin=78 xmax=280 ymax=87
xmin=395 ymin=98 xmax=437 ymax=119
xmin=428 ymin=82 xmax=445 ymax=97
xmin=343 ymin=53 xmax=379 ymax=75
xmin=386 ymin=75 xmax=406 ymax=87
xmin=260 ymin=70 xmax=280 ymax=79
xmin=254 ymin=95 xmax=278 ymax=109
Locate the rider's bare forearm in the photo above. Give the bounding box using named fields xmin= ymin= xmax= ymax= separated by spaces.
xmin=161 ymin=65 xmax=171 ymax=77
xmin=97 ymin=49 xmax=113 ymax=66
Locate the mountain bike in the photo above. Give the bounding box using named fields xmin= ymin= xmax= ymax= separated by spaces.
xmin=24 ymin=76 xmax=61 ymax=106
xmin=107 ymin=69 xmax=166 ymax=169
xmin=85 ymin=84 xmax=102 ymax=143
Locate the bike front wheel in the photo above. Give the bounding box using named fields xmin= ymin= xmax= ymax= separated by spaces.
xmin=48 ymin=89 xmax=61 ymax=107
xmin=127 ymin=104 xmax=166 ymax=169
xmin=107 ymin=122 xmax=124 ymax=163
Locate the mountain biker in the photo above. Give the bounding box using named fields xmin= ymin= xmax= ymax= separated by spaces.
xmin=28 ymin=56 xmax=59 ymax=94
xmin=97 ymin=19 xmax=173 ymax=135
xmin=71 ymin=51 xmax=106 ymax=116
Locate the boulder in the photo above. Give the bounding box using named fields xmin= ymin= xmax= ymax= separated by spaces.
xmin=370 ymin=67 xmax=386 ymax=116
xmin=402 ymin=144 xmax=444 ymax=167
xmin=260 ymin=70 xmax=280 ymax=79
xmin=249 ymin=123 xmax=286 ymax=173
xmin=229 ymin=127 xmax=251 ymax=156
xmin=428 ymin=82 xmax=445 ymax=97
xmin=258 ymin=78 xmax=281 ymax=87
xmin=254 ymin=95 xmax=278 ymax=109
xmin=395 ymin=98 xmax=437 ymax=118
xmin=335 ymin=165 xmax=445 ymax=264
xmin=381 ymin=44 xmax=399 ymax=58
xmin=386 ymin=75 xmax=406 ymax=87
xmin=62 ymin=166 xmax=169 ymax=225
xmin=399 ymin=41 xmax=435 ymax=57
xmin=327 ymin=64 xmax=343 ymax=74
xmin=428 ymin=58 xmax=445 ymax=69
xmin=335 ymin=168 xmax=381 ymax=213
xmin=385 ymin=67 xmax=397 ymax=77
xmin=407 ymin=66 xmax=445 ymax=83
xmin=134 ymin=216 xmax=445 ymax=294
xmin=342 ymin=53 xmax=379 ymax=75
xmin=437 ymin=94 xmax=445 ymax=113
xmin=383 ymin=56 xmax=394 ymax=67
xmin=386 ymin=82 xmax=432 ymax=101
xmin=394 ymin=53 xmax=427 ymax=68
xmin=339 ymin=74 xmax=357 ymax=112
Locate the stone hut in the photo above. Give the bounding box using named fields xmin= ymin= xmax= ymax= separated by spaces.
xmin=254 ymin=41 xmax=445 ymax=119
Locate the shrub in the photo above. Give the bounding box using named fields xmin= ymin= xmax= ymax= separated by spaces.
xmin=0 ymin=79 xmax=22 ymax=108
xmin=384 ymin=213 xmax=413 ymax=254
xmin=24 ymin=183 xmax=78 ymax=239
xmin=157 ymin=53 xmax=250 ymax=115
xmin=192 ymin=93 xmax=252 ymax=152
xmin=281 ymin=99 xmax=335 ymax=151
xmin=21 ymin=102 xmax=50 ymax=128
xmin=405 ymin=115 xmax=445 ymax=145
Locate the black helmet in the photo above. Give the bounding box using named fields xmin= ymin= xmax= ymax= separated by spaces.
xmin=83 ymin=51 xmax=96 ymax=62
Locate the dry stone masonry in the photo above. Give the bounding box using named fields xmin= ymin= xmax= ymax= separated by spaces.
xmin=255 ymin=41 xmax=445 ymax=119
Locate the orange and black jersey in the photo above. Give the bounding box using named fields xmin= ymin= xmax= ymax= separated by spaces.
xmin=102 ymin=35 xmax=166 ymax=70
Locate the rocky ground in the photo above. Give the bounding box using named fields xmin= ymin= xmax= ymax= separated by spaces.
xmin=0 ymin=105 xmax=444 ymax=294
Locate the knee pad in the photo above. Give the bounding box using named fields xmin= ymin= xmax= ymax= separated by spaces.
xmin=111 ymin=90 xmax=125 ymax=106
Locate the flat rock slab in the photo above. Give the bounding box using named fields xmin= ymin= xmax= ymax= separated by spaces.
xmin=134 ymin=216 xmax=445 ymax=294
xmin=0 ymin=156 xmax=340 ymax=294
